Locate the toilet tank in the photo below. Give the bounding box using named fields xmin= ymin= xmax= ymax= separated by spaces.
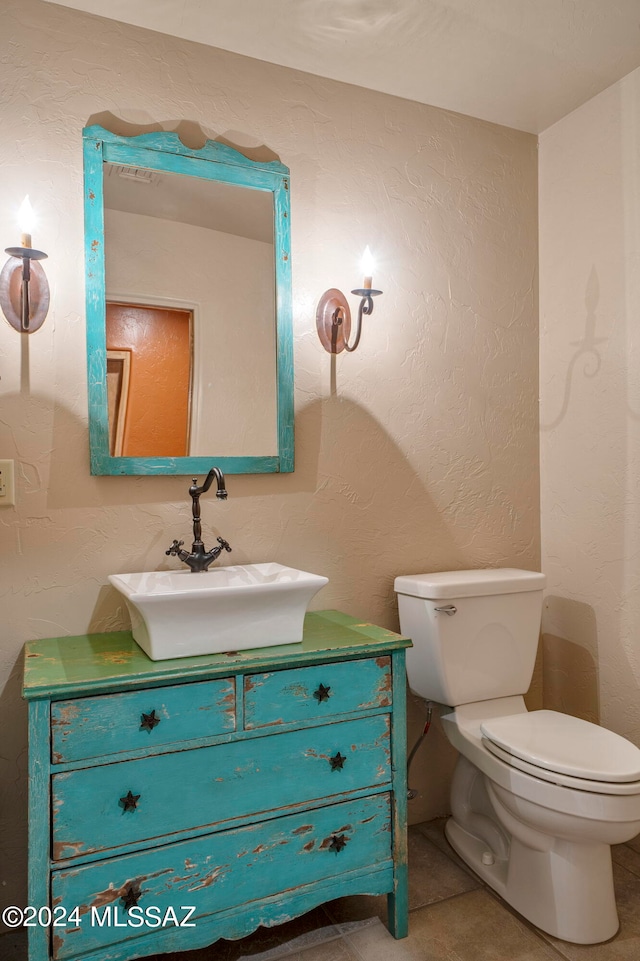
xmin=394 ymin=569 xmax=546 ymax=706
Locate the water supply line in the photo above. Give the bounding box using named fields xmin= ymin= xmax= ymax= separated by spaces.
xmin=407 ymin=701 xmax=433 ymax=800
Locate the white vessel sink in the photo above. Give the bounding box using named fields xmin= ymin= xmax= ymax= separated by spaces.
xmin=109 ymin=563 xmax=329 ymax=661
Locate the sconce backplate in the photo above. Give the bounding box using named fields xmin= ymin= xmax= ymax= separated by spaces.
xmin=0 ymin=256 xmax=49 ymax=333
xmin=316 ymin=288 xmax=351 ymax=354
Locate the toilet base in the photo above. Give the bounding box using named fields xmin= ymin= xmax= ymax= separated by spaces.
xmin=445 ymin=817 xmax=508 ymax=894
xmin=445 ymin=815 xmax=619 ymax=944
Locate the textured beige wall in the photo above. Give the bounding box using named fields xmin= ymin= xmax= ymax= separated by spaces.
xmin=0 ymin=0 xmax=539 ymax=905
xmin=540 ymin=67 xmax=640 ymax=738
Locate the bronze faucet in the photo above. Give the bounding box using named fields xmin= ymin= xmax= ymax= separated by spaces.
xmin=166 ymin=468 xmax=232 ymax=573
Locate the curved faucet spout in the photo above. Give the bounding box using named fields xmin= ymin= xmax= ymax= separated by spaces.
xmin=167 ymin=467 xmax=232 ymax=572
xmin=189 ymin=467 xmax=227 ymax=500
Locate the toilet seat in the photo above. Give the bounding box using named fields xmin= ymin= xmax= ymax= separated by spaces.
xmin=481 ymin=710 xmax=640 ymax=794
xmin=481 ymin=738 xmax=640 ymax=795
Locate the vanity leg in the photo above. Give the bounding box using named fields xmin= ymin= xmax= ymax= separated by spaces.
xmin=388 ymin=650 xmax=409 ymax=938
xmin=387 ymin=883 xmax=409 ymax=939
xmin=27 ymin=700 xmax=50 ymax=961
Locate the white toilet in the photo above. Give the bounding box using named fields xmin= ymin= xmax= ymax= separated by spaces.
xmin=394 ymin=568 xmax=640 ymax=945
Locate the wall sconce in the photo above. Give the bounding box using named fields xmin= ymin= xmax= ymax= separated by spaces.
xmin=0 ymin=196 xmax=50 ymax=334
xmin=316 ymin=246 xmax=382 ymax=353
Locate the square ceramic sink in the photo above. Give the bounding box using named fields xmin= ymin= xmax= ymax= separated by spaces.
xmin=108 ymin=563 xmax=329 ymax=660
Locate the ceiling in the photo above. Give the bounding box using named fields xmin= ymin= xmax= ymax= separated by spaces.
xmin=45 ymin=0 xmax=640 ymax=133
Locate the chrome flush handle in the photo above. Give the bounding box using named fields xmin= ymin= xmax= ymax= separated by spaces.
xmin=434 ymin=605 xmax=457 ymax=615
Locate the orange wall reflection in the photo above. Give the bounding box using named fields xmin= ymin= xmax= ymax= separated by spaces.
xmin=106 ymin=302 xmax=192 ymax=456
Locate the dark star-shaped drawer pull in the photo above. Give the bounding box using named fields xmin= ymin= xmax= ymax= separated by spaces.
xmin=120 ymin=790 xmax=141 ymax=812
xmin=328 ymin=834 xmax=349 ymax=853
xmin=140 ymin=709 xmax=161 ymax=731
xmin=329 ymin=751 xmax=346 ymax=771
xmin=313 ymin=683 xmax=331 ymax=703
xmin=121 ymin=883 xmax=142 ymax=911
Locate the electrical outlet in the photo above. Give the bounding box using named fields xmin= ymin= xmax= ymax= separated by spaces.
xmin=0 ymin=460 xmax=16 ymax=507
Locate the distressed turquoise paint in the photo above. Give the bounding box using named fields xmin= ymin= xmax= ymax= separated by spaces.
xmin=51 ymin=869 xmax=394 ymax=961
xmin=52 ymin=714 xmax=390 ymax=858
xmin=50 ymin=784 xmax=390 ymax=873
xmin=244 ymin=655 xmax=391 ymax=728
xmin=273 ymin=173 xmax=294 ymax=471
xmin=23 ymin=612 xmax=411 ymax=961
xmin=388 ymin=648 xmax=409 ymax=938
xmin=52 ymin=794 xmax=391 ymax=960
xmin=51 ymin=677 xmax=235 ymax=764
xmin=27 ymin=700 xmax=50 ymax=961
xmin=84 ymin=135 xmax=109 ymax=466
xmin=82 ymin=125 xmax=294 ymax=475
xmin=89 ymin=127 xmax=290 ymax=174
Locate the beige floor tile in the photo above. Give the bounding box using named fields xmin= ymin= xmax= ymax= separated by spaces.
xmin=623 ymin=832 xmax=640 ymax=854
xmin=611 ymin=842 xmax=640 ymax=878
xmin=406 ymin=888 xmax=561 ymax=961
xmin=405 ymin=824 xmax=480 ymax=908
xmin=231 ymin=922 xmax=343 ymax=961
xmin=412 ymin=816 xmax=450 ymax=851
xmin=341 ymin=916 xmax=455 ymax=961
xmin=413 ymin=817 xmax=479 ymax=880
xmin=280 ymin=936 xmax=356 ymax=961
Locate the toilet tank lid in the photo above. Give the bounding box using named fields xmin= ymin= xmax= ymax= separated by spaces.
xmin=394 ymin=568 xmax=546 ymax=599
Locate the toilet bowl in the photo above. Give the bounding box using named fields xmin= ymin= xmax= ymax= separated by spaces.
xmin=443 ymin=696 xmax=640 ymax=943
xmin=394 ymin=569 xmax=640 ymax=944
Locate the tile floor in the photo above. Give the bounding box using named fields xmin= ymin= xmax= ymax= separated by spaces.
xmin=4 ymin=819 xmax=640 ymax=961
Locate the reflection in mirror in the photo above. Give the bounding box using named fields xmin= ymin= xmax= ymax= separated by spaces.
xmin=106 ymin=303 xmax=192 ymax=456
xmin=103 ymin=166 xmax=277 ymax=457
xmin=83 ymin=126 xmax=293 ymax=475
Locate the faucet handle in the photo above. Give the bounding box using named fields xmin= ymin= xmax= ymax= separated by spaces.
xmin=166 ymin=539 xmax=185 ymax=557
xmin=217 ymin=537 xmax=232 ymax=553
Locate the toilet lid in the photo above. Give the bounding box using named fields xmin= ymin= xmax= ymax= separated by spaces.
xmin=480 ymin=711 xmax=640 ymax=783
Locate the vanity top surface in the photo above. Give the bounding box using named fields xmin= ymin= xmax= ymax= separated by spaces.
xmin=22 ymin=609 xmax=410 ymax=699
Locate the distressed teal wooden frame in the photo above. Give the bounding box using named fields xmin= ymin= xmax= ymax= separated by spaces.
xmin=83 ymin=125 xmax=294 ymax=475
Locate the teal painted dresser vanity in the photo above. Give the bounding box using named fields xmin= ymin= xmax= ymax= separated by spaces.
xmin=23 ymin=610 xmax=410 ymax=961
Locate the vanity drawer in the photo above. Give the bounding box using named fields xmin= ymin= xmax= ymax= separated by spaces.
xmin=52 ymin=714 xmax=391 ymax=859
xmin=244 ymin=656 xmax=391 ymax=729
xmin=51 ymin=678 xmax=236 ymax=763
xmin=51 ymin=792 xmax=392 ymax=960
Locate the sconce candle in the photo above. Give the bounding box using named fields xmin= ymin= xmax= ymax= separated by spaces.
xmin=19 ymin=195 xmax=35 ymax=248
xmin=361 ymin=245 xmax=374 ymax=291
xmin=316 ymin=246 xmax=383 ymax=354
xmin=0 ymin=195 xmax=50 ymax=334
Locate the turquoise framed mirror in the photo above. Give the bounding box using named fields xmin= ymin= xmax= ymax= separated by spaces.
xmin=83 ymin=125 xmax=294 ymax=475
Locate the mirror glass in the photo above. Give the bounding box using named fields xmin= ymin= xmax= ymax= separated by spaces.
xmin=103 ymin=165 xmax=277 ymax=457
xmin=83 ymin=126 xmax=293 ymax=475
